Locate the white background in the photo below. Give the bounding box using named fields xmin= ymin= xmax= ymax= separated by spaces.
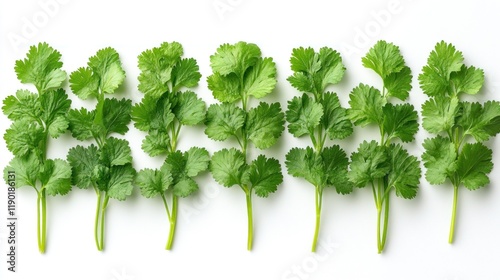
xmin=1 ymin=0 xmax=500 ymax=279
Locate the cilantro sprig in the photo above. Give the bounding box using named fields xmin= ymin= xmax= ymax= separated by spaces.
xmin=419 ymin=41 xmax=500 ymax=243
xmin=347 ymin=41 xmax=421 ymax=253
xmin=3 ymin=43 xmax=72 ymax=253
xmin=131 ymin=42 xmax=209 ymax=250
xmin=284 ymin=47 xmax=353 ymax=252
xmin=66 ymin=48 xmax=136 ymax=251
xmin=206 ymin=42 xmax=285 ymax=250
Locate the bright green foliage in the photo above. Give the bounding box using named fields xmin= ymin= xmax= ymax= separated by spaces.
xmin=361 ymin=41 xmax=412 ymax=100
xmin=288 ymin=47 xmax=345 ymax=94
xmin=210 ymin=148 xmax=246 ymax=187
xmin=286 ymin=146 xmax=351 ymax=193
xmin=206 ymin=42 xmax=284 ymax=250
xmin=419 ymin=41 xmax=500 ymax=243
xmin=132 ymin=42 xmax=205 ymax=157
xmin=286 ymin=94 xmax=324 ymax=138
xmin=243 ymin=155 xmax=283 ymax=198
xmin=348 ymin=141 xmax=390 ymax=187
xmin=348 ymin=84 xmax=385 ymax=127
xmin=207 ymin=42 xmax=280 ymax=109
xmin=136 ymin=147 xmax=209 ymax=200
xmin=137 ymin=42 xmax=200 ymax=98
xmin=69 ymin=47 xmax=125 ymax=99
xmin=132 ymin=42 xmax=208 ymax=250
xmin=3 ymin=43 xmax=71 ymax=253
xmin=347 ymin=40 xmax=420 ymax=253
xmin=67 ymin=47 xmax=135 ymax=251
xmin=246 ymin=102 xmax=284 ymax=149
xmin=211 ymin=149 xmax=283 ymax=198
xmin=421 ymin=136 xmax=457 ymax=185
xmin=67 ymin=141 xmax=135 ymax=201
xmin=14 ymin=43 xmax=67 ymax=93
xmin=205 ymin=103 xmax=245 ymax=141
xmin=284 ymin=46 xmax=353 ymax=252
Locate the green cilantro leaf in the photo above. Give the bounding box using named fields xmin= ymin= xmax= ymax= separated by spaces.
xmin=210 ymin=148 xmax=246 ymax=187
xmin=105 ymin=164 xmax=136 ymax=201
xmin=243 ymin=58 xmax=277 ymax=99
xmin=208 ymin=42 xmax=277 ymax=102
xmin=286 ymin=94 xmax=323 ymax=137
xmin=4 ymin=155 xmax=40 ymax=188
xmin=171 ymin=91 xmax=206 ymax=125
xmin=458 ymin=101 xmax=500 ymax=141
xmin=242 ymin=155 xmax=283 ymax=197
xmin=69 ymin=67 xmax=99 ymax=99
xmin=141 ymin=130 xmax=170 ymax=156
xmin=287 ymin=47 xmax=345 ymax=95
xmin=246 ymin=102 xmax=285 ymax=149
xmin=38 ymin=159 xmax=72 ymax=196
xmin=285 ymin=145 xmax=352 ymax=192
xmin=209 ymin=42 xmax=261 ymax=76
xmin=207 ymin=73 xmax=241 ymax=103
xmin=205 ymin=103 xmax=245 ymax=141
xmin=457 ymin=143 xmax=493 ymax=190
xmin=4 ymin=120 xmax=44 ymax=158
xmin=361 ymin=41 xmax=413 ymax=101
xmin=321 ymin=145 xmax=352 ymax=194
xmin=421 ymin=136 xmax=457 ymax=185
xmin=158 ymin=42 xmax=184 ymax=63
xmin=421 ymin=96 xmax=459 ymax=134
xmin=15 ymin=42 xmax=66 ymax=93
xmin=289 ymin=47 xmax=320 ymax=73
xmin=285 ymin=147 xmax=324 ymax=187
xmin=137 ymin=45 xmax=174 ymax=97
xmin=387 ymin=144 xmax=421 ymax=199
xmin=68 ymin=98 xmax=131 ymax=140
xmin=383 ymin=66 xmax=412 ymax=101
xmin=131 ymin=95 xmax=174 ymax=132
xmin=165 ymin=148 xmax=203 ymax=179
xmin=362 ymin=40 xmax=406 ymax=78
xmin=67 ymin=144 xmax=100 ymax=189
xmin=47 ymin=115 xmax=69 ymax=138
xmin=3 ymin=88 xmax=71 ymax=139
xmin=164 ymin=148 xmax=210 ymax=197
xmin=320 ymin=92 xmax=353 ymax=140
xmin=316 ymin=47 xmax=345 ymax=91
xmin=39 ymin=88 xmax=71 ymax=119
xmin=70 ymin=47 xmax=125 ymax=98
xmin=137 ymin=42 xmax=200 ymax=98
xmin=287 ymin=47 xmax=318 ymax=93
xmin=348 ymin=84 xmax=385 ymax=126
xmin=102 ymin=98 xmax=132 ymax=136
xmin=382 ymin=103 xmax=419 ymax=143
xmin=39 ymin=88 xmax=71 ymax=137
xmin=418 ymin=41 xmax=464 ymax=97
xmin=287 ymin=72 xmax=314 ymax=94
xmin=184 ymin=147 xmax=211 ymax=177
xmin=348 ymin=141 xmax=390 ymax=187
xmin=2 ymin=90 xmax=41 ymax=122
xmin=100 ymin=137 xmax=132 ymax=166
xmin=450 ymin=65 xmax=484 ymax=95
xmin=172 ymin=177 xmax=198 ymax=198
xmin=68 ymin=141 xmax=136 ymax=201
xmin=171 ymin=58 xmax=202 ymax=91
xmin=135 ymin=167 xmax=173 ymax=198
xmin=67 ymin=107 xmax=98 ymax=140
xmin=87 ymin=47 xmax=126 ymax=94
